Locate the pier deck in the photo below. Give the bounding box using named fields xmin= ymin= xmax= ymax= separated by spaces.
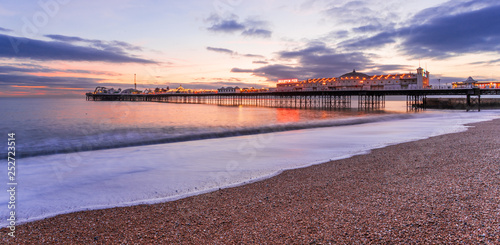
xmin=86 ymin=88 xmax=500 ymax=111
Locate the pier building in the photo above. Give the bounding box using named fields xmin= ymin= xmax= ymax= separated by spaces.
xmin=452 ymin=77 xmax=500 ymax=89
xmin=276 ymin=67 xmax=429 ymax=92
xmin=218 ymin=87 xmax=241 ymax=93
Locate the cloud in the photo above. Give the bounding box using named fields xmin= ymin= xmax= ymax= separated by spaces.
xmin=352 ymin=23 xmax=393 ymax=33
xmin=206 ymin=14 xmax=272 ymax=38
xmin=207 ymin=19 xmax=246 ymax=33
xmin=0 ymin=74 xmax=102 ymax=88
xmin=231 ymin=42 xmax=372 ymax=81
xmin=0 ymin=27 xmax=12 ymax=32
xmin=178 ymin=81 xmax=258 ymax=90
xmin=45 ymin=34 xmax=143 ymax=54
xmin=0 ymin=63 xmax=125 ymax=97
xmin=253 ymin=61 xmax=269 ymax=64
xmin=0 ymin=72 xmax=169 ymax=96
xmin=206 ymin=46 xmax=235 ymax=55
xmin=231 ymin=41 xmax=413 ymax=81
xmin=341 ymin=1 xmax=500 ymax=59
xmin=206 ymin=46 xmax=264 ymax=58
xmin=241 ymin=53 xmax=264 ymax=58
xmin=242 ymin=28 xmax=272 ymax=38
xmin=327 ymin=30 xmax=349 ymax=39
xmin=410 ymin=0 xmax=499 ymax=25
xmin=0 ymin=64 xmax=121 ymax=76
xmin=323 ymin=1 xmax=398 ymax=28
xmin=469 ymin=58 xmax=500 ymax=65
xmin=44 ymin=34 xmax=86 ymax=42
xmin=399 ymin=3 xmax=500 ymax=58
xmin=0 ymin=34 xmax=155 ymax=63
xmin=341 ymin=31 xmax=396 ymax=49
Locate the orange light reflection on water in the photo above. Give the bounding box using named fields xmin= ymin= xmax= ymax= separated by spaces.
xmin=276 ymin=108 xmax=301 ymax=123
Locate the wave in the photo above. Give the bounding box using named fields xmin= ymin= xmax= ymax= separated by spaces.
xmin=11 ymin=113 xmax=430 ymax=159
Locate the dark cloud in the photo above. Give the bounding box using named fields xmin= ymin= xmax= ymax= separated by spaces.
xmin=0 ymin=65 xmax=49 ymax=74
xmin=231 ymin=41 xmax=414 ymax=81
xmin=231 ymin=64 xmax=297 ymax=82
xmin=0 ymin=73 xmax=169 ymax=93
xmin=341 ymin=2 xmax=500 ymax=59
xmin=241 ymin=53 xmax=264 ymax=58
xmin=352 ymin=23 xmax=392 ymax=33
xmin=469 ymin=58 xmax=500 ymax=65
xmin=230 ymin=68 xmax=253 ymax=73
xmin=0 ymin=64 xmax=121 ymax=76
xmin=206 ymin=46 xmax=264 ymax=58
xmin=0 ymin=27 xmax=12 ymax=32
xmin=231 ymin=42 xmax=376 ymax=81
xmin=242 ymin=28 xmax=272 ymax=38
xmin=279 ymin=42 xmax=334 ymax=59
xmin=0 ymin=74 xmax=101 ymax=88
xmin=341 ymin=31 xmax=396 ymax=49
xmin=410 ymin=0 xmax=499 ymax=25
xmin=177 ymin=81 xmax=260 ymax=90
xmin=0 ymin=34 xmax=155 ymax=63
xmin=252 ymin=61 xmax=269 ymax=64
xmin=45 ymin=34 xmax=86 ymax=42
xmin=399 ymin=4 xmax=500 ymax=58
xmin=323 ymin=1 xmax=397 ymax=28
xmin=325 ymin=30 xmax=350 ymax=39
xmin=45 ymin=34 xmax=143 ymax=54
xmin=206 ymin=46 xmax=235 ymax=55
xmin=206 ymin=14 xmax=272 ymax=38
xmin=207 ymin=19 xmax=246 ymax=33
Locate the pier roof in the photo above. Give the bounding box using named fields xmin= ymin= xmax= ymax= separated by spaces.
xmin=463 ymin=76 xmax=477 ymax=84
xmin=339 ymin=69 xmax=370 ymax=79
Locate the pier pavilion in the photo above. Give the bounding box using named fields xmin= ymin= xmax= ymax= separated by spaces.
xmin=276 ymin=67 xmax=430 ymax=92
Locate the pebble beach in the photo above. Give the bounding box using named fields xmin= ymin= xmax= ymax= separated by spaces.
xmin=2 ymin=119 xmax=500 ymax=244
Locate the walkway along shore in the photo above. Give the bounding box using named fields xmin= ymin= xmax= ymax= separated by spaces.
xmin=2 ymin=119 xmax=500 ymax=244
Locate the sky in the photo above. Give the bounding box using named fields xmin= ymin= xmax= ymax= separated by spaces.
xmin=0 ymin=0 xmax=500 ymax=97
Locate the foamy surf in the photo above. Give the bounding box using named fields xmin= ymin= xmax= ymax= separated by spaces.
xmin=10 ymin=112 xmax=430 ymax=159
xmin=1 ymin=110 xmax=498 ymax=227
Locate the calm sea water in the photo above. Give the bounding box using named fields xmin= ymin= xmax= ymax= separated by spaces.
xmin=1 ymin=97 xmax=408 ymax=158
xmin=1 ymin=96 xmax=499 ymax=226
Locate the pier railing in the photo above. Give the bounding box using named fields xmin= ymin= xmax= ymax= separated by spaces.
xmin=86 ymin=88 xmax=500 ymax=111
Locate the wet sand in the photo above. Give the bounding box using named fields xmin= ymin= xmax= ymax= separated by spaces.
xmin=3 ymin=119 xmax=500 ymax=244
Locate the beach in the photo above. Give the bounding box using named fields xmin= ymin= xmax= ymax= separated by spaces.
xmin=3 ymin=118 xmax=499 ymax=244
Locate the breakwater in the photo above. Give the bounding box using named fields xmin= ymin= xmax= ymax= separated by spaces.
xmin=424 ymin=98 xmax=500 ymax=109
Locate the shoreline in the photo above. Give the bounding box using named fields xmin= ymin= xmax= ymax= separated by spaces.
xmin=3 ymin=119 xmax=500 ymax=243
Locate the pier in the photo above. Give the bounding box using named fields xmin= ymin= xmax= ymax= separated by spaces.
xmin=86 ymin=88 xmax=500 ymax=111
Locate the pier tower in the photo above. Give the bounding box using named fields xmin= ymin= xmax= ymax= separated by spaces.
xmin=417 ymin=67 xmax=430 ymax=88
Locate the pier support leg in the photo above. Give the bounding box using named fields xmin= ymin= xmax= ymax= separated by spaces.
xmin=466 ymin=94 xmax=471 ymax=112
xmin=478 ymin=95 xmax=481 ymax=112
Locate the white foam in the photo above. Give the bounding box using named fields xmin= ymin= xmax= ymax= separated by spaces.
xmin=0 ymin=110 xmax=498 ymax=227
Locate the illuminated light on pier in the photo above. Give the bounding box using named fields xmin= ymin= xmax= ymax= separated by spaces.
xmin=276 ymin=68 xmax=429 ymax=92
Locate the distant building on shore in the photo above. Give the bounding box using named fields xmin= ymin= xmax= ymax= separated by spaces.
xmin=452 ymin=77 xmax=500 ymax=89
xmin=276 ymin=67 xmax=430 ymax=92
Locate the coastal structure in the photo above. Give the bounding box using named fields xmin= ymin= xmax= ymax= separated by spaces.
xmin=218 ymin=87 xmax=269 ymax=93
xmin=276 ymin=67 xmax=430 ymax=92
xmin=218 ymin=87 xmax=241 ymax=93
xmin=87 ymin=66 xmax=500 ymax=111
xmin=452 ymin=77 xmax=500 ymax=89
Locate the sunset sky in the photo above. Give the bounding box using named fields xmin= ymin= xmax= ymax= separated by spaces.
xmin=1 ymin=0 xmax=499 ymax=97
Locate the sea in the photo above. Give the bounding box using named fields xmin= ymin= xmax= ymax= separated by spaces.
xmin=1 ymin=96 xmax=499 ymax=227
